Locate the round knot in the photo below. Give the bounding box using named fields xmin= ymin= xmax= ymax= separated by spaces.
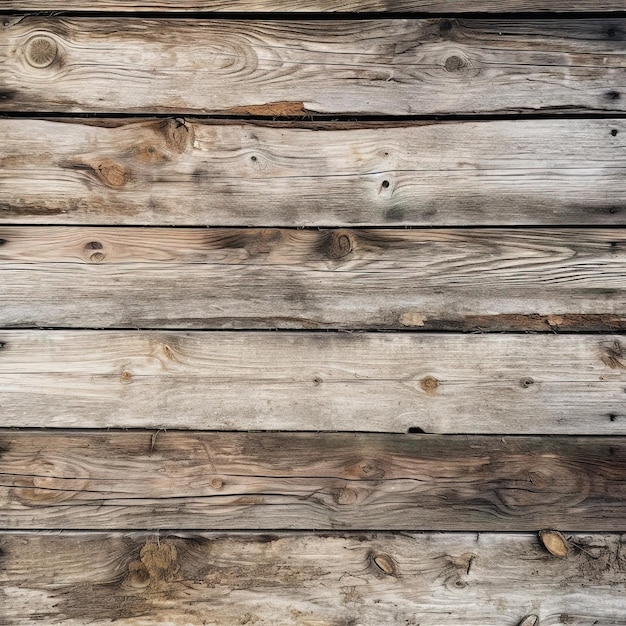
xmin=25 ymin=35 xmax=58 ymax=68
xmin=420 ymin=375 xmax=439 ymax=394
xmin=329 ymin=231 xmax=353 ymax=259
xmin=444 ymin=55 xmax=465 ymax=72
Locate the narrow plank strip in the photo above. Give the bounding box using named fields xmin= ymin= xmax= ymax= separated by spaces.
xmin=5 ymin=1 xmax=626 ymax=12
xmin=0 ymin=227 xmax=623 ymax=330
xmin=1 ymin=532 xmax=624 ymax=626
xmin=1 ymin=18 xmax=624 ymax=115
xmin=0 ymin=432 xmax=624 ymax=530
xmin=2 ymin=118 xmax=625 ymax=226
xmin=0 ymin=331 xmax=624 ymax=433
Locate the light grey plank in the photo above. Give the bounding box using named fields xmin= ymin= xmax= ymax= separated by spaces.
xmin=1 ymin=18 xmax=624 ymax=114
xmin=1 ymin=118 xmax=624 ymax=225
xmin=0 ymin=227 xmax=623 ymax=330
xmin=0 ymin=331 xmax=624 ymax=433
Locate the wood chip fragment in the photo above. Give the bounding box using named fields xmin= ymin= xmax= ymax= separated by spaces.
xmin=539 ymin=530 xmax=569 ymax=558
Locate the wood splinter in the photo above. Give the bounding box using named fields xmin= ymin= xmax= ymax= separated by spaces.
xmin=518 ymin=615 xmax=539 ymax=626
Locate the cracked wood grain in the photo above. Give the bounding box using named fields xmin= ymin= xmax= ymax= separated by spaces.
xmin=1 ymin=18 xmax=625 ymax=115
xmin=0 ymin=227 xmax=623 ymax=330
xmin=0 ymin=531 xmax=625 ymax=625
xmin=1 ymin=118 xmax=625 ymax=225
xmin=5 ymin=0 xmax=626 ymax=11
xmin=0 ymin=432 xmax=625 ymax=530
xmin=0 ymin=331 xmax=624 ymax=433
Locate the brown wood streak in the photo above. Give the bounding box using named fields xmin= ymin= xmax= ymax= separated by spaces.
xmin=4 ymin=0 xmax=626 ymax=11
xmin=0 ymin=532 xmax=625 ymax=625
xmin=1 ymin=18 xmax=625 ymax=114
xmin=0 ymin=432 xmax=624 ymax=530
xmin=0 ymin=227 xmax=623 ymax=330
xmin=0 ymin=331 xmax=624 ymax=433
xmin=1 ymin=118 xmax=625 ymax=225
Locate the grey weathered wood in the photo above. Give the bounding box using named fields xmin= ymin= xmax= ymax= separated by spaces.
xmin=1 ymin=18 xmax=625 ymax=115
xmin=1 ymin=431 xmax=625 ymax=530
xmin=1 ymin=118 xmax=625 ymax=226
xmin=5 ymin=0 xmax=626 ymax=11
xmin=1 ymin=531 xmax=625 ymax=626
xmin=0 ymin=227 xmax=623 ymax=330
xmin=0 ymin=331 xmax=624 ymax=433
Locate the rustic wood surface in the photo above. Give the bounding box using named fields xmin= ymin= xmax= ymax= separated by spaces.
xmin=2 ymin=118 xmax=625 ymax=226
xmin=1 ymin=431 xmax=625 ymax=530
xmin=0 ymin=227 xmax=623 ymax=330
xmin=2 ymin=18 xmax=625 ymax=115
xmin=0 ymin=331 xmax=624 ymax=433
xmin=5 ymin=0 xmax=626 ymax=12
xmin=1 ymin=531 xmax=625 ymax=626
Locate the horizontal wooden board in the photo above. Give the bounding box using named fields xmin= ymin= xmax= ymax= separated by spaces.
xmin=0 ymin=227 xmax=624 ymax=330
xmin=1 ymin=432 xmax=625 ymax=530
xmin=1 ymin=18 xmax=625 ymax=115
xmin=5 ymin=1 xmax=626 ymax=12
xmin=0 ymin=331 xmax=624 ymax=433
xmin=2 ymin=118 xmax=625 ymax=226
xmin=1 ymin=532 xmax=625 ymax=626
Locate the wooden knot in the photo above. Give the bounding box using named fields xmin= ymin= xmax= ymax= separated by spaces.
xmin=420 ymin=375 xmax=439 ymax=394
xmin=333 ymin=487 xmax=358 ymax=505
xmin=96 ymin=161 xmax=130 ymax=188
xmin=210 ymin=477 xmax=223 ymax=490
xmin=520 ymin=377 xmax=534 ymax=388
xmin=371 ymin=552 xmax=396 ymax=576
xmin=444 ymin=55 xmax=465 ymax=72
xmin=25 ymin=35 xmax=58 ymax=68
xmin=328 ymin=231 xmax=354 ymax=259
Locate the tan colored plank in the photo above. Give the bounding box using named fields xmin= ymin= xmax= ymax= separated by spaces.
xmin=5 ymin=1 xmax=626 ymax=11
xmin=0 ymin=431 xmax=625 ymax=530
xmin=0 ymin=331 xmax=624 ymax=433
xmin=0 ymin=227 xmax=623 ymax=330
xmin=1 ymin=118 xmax=625 ymax=225
xmin=1 ymin=18 xmax=625 ymax=115
xmin=1 ymin=531 xmax=625 ymax=625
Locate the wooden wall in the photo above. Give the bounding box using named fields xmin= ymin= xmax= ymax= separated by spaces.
xmin=1 ymin=2 xmax=625 ymax=624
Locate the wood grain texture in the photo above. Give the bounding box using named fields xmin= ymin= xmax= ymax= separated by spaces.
xmin=0 ymin=432 xmax=625 ymax=530
xmin=5 ymin=0 xmax=626 ymax=12
xmin=1 ymin=531 xmax=625 ymax=626
xmin=0 ymin=331 xmax=625 ymax=433
xmin=1 ymin=18 xmax=625 ymax=115
xmin=0 ymin=227 xmax=623 ymax=330
xmin=2 ymin=117 xmax=625 ymax=226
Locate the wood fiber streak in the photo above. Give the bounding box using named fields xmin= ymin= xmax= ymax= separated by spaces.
xmin=0 ymin=532 xmax=625 ymax=626
xmin=0 ymin=432 xmax=625 ymax=530
xmin=0 ymin=227 xmax=623 ymax=330
xmin=0 ymin=331 xmax=624 ymax=433
xmin=1 ymin=118 xmax=625 ymax=225
xmin=5 ymin=0 xmax=626 ymax=11
xmin=1 ymin=18 xmax=625 ymax=114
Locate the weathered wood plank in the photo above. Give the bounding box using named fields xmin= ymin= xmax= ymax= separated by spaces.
xmin=5 ymin=0 xmax=626 ymax=12
xmin=1 ymin=18 xmax=625 ymax=115
xmin=2 ymin=118 xmax=625 ymax=225
xmin=1 ymin=531 xmax=625 ymax=626
xmin=0 ymin=227 xmax=623 ymax=330
xmin=0 ymin=331 xmax=624 ymax=433
xmin=1 ymin=432 xmax=625 ymax=530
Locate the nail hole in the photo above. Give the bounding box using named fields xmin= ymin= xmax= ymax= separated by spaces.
xmin=251 ymin=155 xmax=257 ymax=162
xmin=609 ymin=413 xmax=617 ymax=422
xmin=611 ymin=129 xmax=618 ymax=136
xmin=381 ymin=180 xmax=390 ymax=189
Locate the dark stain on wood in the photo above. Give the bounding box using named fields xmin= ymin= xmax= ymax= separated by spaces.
xmin=601 ymin=340 xmax=625 ymax=369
